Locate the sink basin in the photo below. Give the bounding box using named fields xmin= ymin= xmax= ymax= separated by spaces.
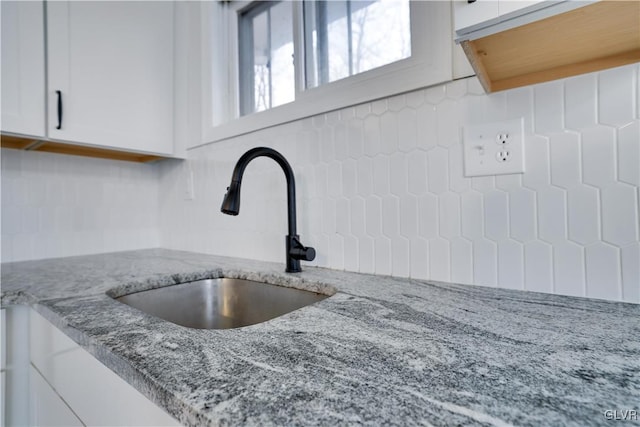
xmin=115 ymin=278 xmax=329 ymax=329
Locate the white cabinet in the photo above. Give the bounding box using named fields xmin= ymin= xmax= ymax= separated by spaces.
xmin=1 ymin=307 xmax=181 ymax=427
xmin=1 ymin=306 xmax=31 ymax=427
xmin=454 ymin=0 xmax=500 ymax=31
xmin=453 ymin=0 xmax=636 ymax=93
xmin=0 ymin=1 xmax=46 ymax=138
xmin=1 ymin=309 xmax=4 ymax=427
xmin=46 ymin=1 xmax=175 ymax=156
xmin=29 ymin=366 xmax=84 ymax=427
xmin=29 ymin=309 xmax=181 ymax=427
xmin=498 ymin=0 xmax=543 ymax=16
xmin=453 ymin=0 xmax=543 ymax=31
xmin=453 ymin=0 xmax=597 ymax=36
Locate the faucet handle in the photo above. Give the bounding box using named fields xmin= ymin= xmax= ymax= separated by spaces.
xmin=289 ymin=237 xmax=316 ymax=261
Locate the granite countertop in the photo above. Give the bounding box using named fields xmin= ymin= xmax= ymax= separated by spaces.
xmin=1 ymin=248 xmax=638 ymax=426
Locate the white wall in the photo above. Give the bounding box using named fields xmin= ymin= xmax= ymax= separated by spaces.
xmin=1 ymin=65 xmax=638 ymax=303
xmin=1 ymin=149 xmax=160 ymax=262
xmin=160 ymin=64 xmax=640 ymax=303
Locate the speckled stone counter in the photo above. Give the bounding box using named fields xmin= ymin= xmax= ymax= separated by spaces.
xmin=2 ymin=249 xmax=639 ymax=426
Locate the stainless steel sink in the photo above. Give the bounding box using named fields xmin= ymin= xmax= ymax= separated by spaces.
xmin=115 ymin=278 xmax=329 ymax=329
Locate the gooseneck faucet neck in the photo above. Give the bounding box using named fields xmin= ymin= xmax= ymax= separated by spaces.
xmin=220 ymin=147 xmax=315 ymax=273
xmin=223 ymin=147 xmax=297 ymax=236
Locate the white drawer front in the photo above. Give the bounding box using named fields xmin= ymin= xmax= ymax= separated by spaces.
xmin=30 ymin=365 xmax=84 ymax=427
xmin=29 ymin=310 xmax=181 ymax=427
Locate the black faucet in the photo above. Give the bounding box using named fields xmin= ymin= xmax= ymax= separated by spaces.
xmin=220 ymin=147 xmax=316 ymax=273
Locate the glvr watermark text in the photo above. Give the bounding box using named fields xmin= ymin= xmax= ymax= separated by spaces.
xmin=604 ymin=410 xmax=638 ymax=421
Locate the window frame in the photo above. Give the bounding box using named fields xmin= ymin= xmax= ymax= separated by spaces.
xmin=237 ymin=1 xmax=300 ymax=115
xmin=198 ymin=0 xmax=453 ymax=147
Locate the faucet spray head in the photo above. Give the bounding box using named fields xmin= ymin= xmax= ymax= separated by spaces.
xmin=220 ymin=181 xmax=241 ymax=215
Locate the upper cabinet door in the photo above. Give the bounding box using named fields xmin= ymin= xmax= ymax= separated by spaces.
xmin=453 ymin=0 xmax=544 ymax=32
xmin=1 ymin=1 xmax=46 ymax=138
xmin=453 ymin=0 xmax=500 ymax=31
xmin=46 ymin=1 xmax=175 ymax=155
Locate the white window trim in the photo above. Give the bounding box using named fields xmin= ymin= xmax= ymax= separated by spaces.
xmin=197 ymin=0 xmax=453 ymax=147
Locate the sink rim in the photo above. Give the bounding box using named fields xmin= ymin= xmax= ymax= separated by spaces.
xmin=105 ymin=274 xmax=338 ymax=300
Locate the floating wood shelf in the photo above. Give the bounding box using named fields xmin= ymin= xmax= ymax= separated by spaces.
xmin=1 ymin=134 xmax=165 ymax=163
xmin=459 ymin=1 xmax=640 ymax=93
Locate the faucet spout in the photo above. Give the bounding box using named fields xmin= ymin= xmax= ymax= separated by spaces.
xmin=220 ymin=180 xmax=241 ymax=216
xmin=220 ymin=147 xmax=315 ymax=272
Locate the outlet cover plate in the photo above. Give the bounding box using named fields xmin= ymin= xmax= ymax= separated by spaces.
xmin=462 ymin=118 xmax=525 ymax=177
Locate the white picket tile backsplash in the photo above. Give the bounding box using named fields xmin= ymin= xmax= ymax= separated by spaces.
xmin=598 ymin=65 xmax=637 ymax=127
xmin=621 ymin=243 xmax=640 ymax=302
xmin=564 ymin=73 xmax=597 ymax=131
xmin=601 ymin=184 xmax=638 ymax=247
xmin=553 ymin=241 xmax=586 ymax=297
xmin=567 ymin=185 xmax=600 ymax=245
xmin=585 ymin=242 xmax=621 ymax=300
xmin=1 ymin=149 xmax=160 ymax=262
xmin=1 ymin=63 xmax=638 ymax=304
xmin=159 ymin=63 xmax=640 ymax=303
xmin=549 ymin=132 xmax=581 ymax=189
xmin=534 ymin=81 xmax=565 ymax=134
xmin=618 ymin=121 xmax=640 ymax=186
xmin=524 ymin=241 xmax=553 ymax=293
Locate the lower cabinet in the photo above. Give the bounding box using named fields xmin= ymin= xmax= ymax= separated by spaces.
xmin=1 ymin=306 xmax=30 ymax=426
xmin=1 ymin=307 xmax=182 ymax=427
xmin=29 ymin=365 xmax=83 ymax=427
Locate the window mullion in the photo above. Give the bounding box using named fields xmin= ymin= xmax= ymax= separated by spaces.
xmin=238 ymin=9 xmax=255 ymax=116
xmin=346 ymin=0 xmax=353 ymax=77
xmin=267 ymin=7 xmax=272 ymax=109
xmin=292 ymin=1 xmax=306 ymax=95
xmin=317 ymin=2 xmax=329 ymax=86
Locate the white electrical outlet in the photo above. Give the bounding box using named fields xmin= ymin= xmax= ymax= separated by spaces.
xmin=462 ymin=118 xmax=525 ymax=177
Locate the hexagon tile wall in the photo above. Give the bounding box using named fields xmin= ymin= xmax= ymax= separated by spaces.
xmin=162 ymin=62 xmax=637 ymax=304
xmin=1 ymin=151 xmax=161 ymax=260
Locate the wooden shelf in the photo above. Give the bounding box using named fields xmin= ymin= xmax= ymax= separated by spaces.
xmin=460 ymin=1 xmax=640 ymax=92
xmin=1 ymin=134 xmax=165 ymax=163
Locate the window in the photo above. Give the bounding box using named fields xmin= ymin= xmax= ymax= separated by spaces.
xmin=201 ymin=0 xmax=452 ymax=142
xmin=238 ymin=1 xmax=295 ymax=115
xmin=237 ymin=0 xmax=413 ymax=116
xmin=303 ymin=1 xmax=411 ymax=89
